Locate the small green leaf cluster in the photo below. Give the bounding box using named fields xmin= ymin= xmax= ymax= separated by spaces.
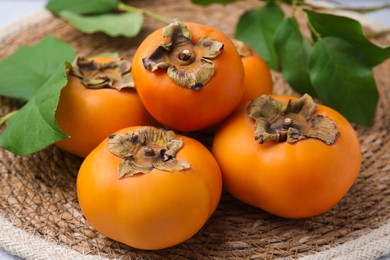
xmin=0 ymin=36 xmax=75 ymax=156
xmin=194 ymin=0 xmax=390 ymax=126
xmin=237 ymin=2 xmax=389 ymax=126
xmin=46 ymin=0 xmax=145 ymax=37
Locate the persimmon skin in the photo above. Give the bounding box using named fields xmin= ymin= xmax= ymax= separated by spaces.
xmin=132 ymin=22 xmax=244 ymax=131
xmin=77 ymin=126 xmax=222 ymax=250
xmin=239 ymin=51 xmax=273 ymax=106
xmin=200 ymin=51 xmax=273 ymax=133
xmin=55 ymin=57 xmax=154 ymax=158
xmin=212 ymin=96 xmax=361 ymax=218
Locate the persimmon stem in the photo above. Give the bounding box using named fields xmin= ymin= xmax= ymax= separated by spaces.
xmin=106 ymin=126 xmax=190 ymax=177
xmin=283 ymin=118 xmax=293 ymax=129
xmin=117 ymin=2 xmax=170 ymax=24
xmin=0 ymin=110 xmax=18 ymax=126
xmin=178 ymin=50 xmax=192 ymax=61
xmin=248 ymin=94 xmax=339 ymax=145
xmin=143 ymin=146 xmax=156 ymax=157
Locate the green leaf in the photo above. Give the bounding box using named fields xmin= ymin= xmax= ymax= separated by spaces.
xmin=305 ymin=10 xmax=390 ymax=67
xmin=235 ymin=4 xmax=285 ymax=70
xmin=0 ymin=65 xmax=69 ymax=156
xmin=46 ymin=0 xmax=119 ymax=15
xmin=309 ymin=37 xmax=379 ymax=126
xmin=59 ymin=10 xmax=144 ymax=37
xmin=274 ymin=17 xmax=316 ymax=97
xmin=0 ymin=36 xmax=75 ymax=102
xmin=191 ymin=0 xmax=236 ymax=5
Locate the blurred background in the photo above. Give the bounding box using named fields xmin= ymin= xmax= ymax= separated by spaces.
xmin=0 ymin=0 xmax=389 ymax=29
xmin=323 ymin=0 xmax=390 ymax=27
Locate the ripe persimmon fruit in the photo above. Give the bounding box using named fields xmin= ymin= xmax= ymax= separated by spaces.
xmin=132 ymin=19 xmax=244 ymax=131
xmin=55 ymin=55 xmax=154 ymax=158
xmin=213 ymin=94 xmax=361 ymax=218
xmin=77 ymin=126 xmax=222 ymax=249
xmin=232 ymin=39 xmax=273 ymax=106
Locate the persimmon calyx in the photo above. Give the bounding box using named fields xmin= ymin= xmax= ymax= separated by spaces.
xmin=247 ymin=94 xmax=340 ymax=144
xmin=142 ymin=19 xmax=224 ymax=91
xmin=231 ymin=39 xmax=253 ymax=57
xmin=71 ymin=56 xmax=134 ymax=90
xmin=106 ymin=126 xmax=191 ymax=178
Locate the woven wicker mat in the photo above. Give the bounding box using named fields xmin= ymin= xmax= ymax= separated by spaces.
xmin=1 ymin=1 xmax=390 ymax=259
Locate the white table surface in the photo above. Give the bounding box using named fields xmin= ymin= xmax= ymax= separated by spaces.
xmin=0 ymin=0 xmax=389 ymax=259
xmin=0 ymin=3 xmax=45 ymax=260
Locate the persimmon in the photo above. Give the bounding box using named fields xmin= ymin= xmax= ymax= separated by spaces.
xmin=132 ymin=19 xmax=244 ymax=131
xmin=77 ymin=126 xmax=222 ymax=250
xmin=55 ymin=55 xmax=154 ymax=158
xmin=212 ymin=94 xmax=361 ymax=218
xmin=232 ymin=39 xmax=273 ymax=106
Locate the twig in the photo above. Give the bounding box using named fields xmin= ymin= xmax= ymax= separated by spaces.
xmin=0 ymin=110 xmax=18 ymax=126
xmin=117 ymin=2 xmax=171 ymax=24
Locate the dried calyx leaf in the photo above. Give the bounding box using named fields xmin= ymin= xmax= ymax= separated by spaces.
xmin=106 ymin=126 xmax=191 ymax=178
xmin=71 ymin=56 xmax=134 ymax=90
xmin=142 ymin=19 xmax=224 ymax=90
xmin=247 ymin=94 xmax=340 ymax=144
xmin=231 ymin=38 xmax=253 ymax=57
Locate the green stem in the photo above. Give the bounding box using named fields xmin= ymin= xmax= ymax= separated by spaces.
xmin=0 ymin=110 xmax=18 ymax=126
xmin=291 ymin=0 xmax=298 ymax=16
xmin=117 ymin=2 xmax=170 ymax=24
xmin=304 ymin=12 xmax=321 ymax=40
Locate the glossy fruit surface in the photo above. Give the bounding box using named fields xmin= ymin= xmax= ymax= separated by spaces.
xmin=132 ymin=21 xmax=244 ymax=131
xmin=232 ymin=39 xmax=273 ymax=106
xmin=77 ymin=126 xmax=222 ymax=249
xmin=212 ymin=95 xmax=361 ymax=218
xmin=239 ymin=47 xmax=273 ymax=105
xmin=55 ymin=56 xmax=154 ymax=158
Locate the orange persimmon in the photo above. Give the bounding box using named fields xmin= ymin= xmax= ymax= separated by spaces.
xmin=213 ymin=94 xmax=361 ymax=218
xmin=132 ymin=19 xmax=244 ymax=131
xmin=232 ymin=39 xmax=273 ymax=106
xmin=55 ymin=55 xmax=154 ymax=158
xmin=77 ymin=126 xmax=222 ymax=249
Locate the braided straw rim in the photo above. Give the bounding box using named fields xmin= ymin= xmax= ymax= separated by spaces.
xmin=0 ymin=0 xmax=390 ymax=259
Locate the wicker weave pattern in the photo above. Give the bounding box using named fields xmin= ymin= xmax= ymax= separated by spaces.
xmin=0 ymin=1 xmax=390 ymax=259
